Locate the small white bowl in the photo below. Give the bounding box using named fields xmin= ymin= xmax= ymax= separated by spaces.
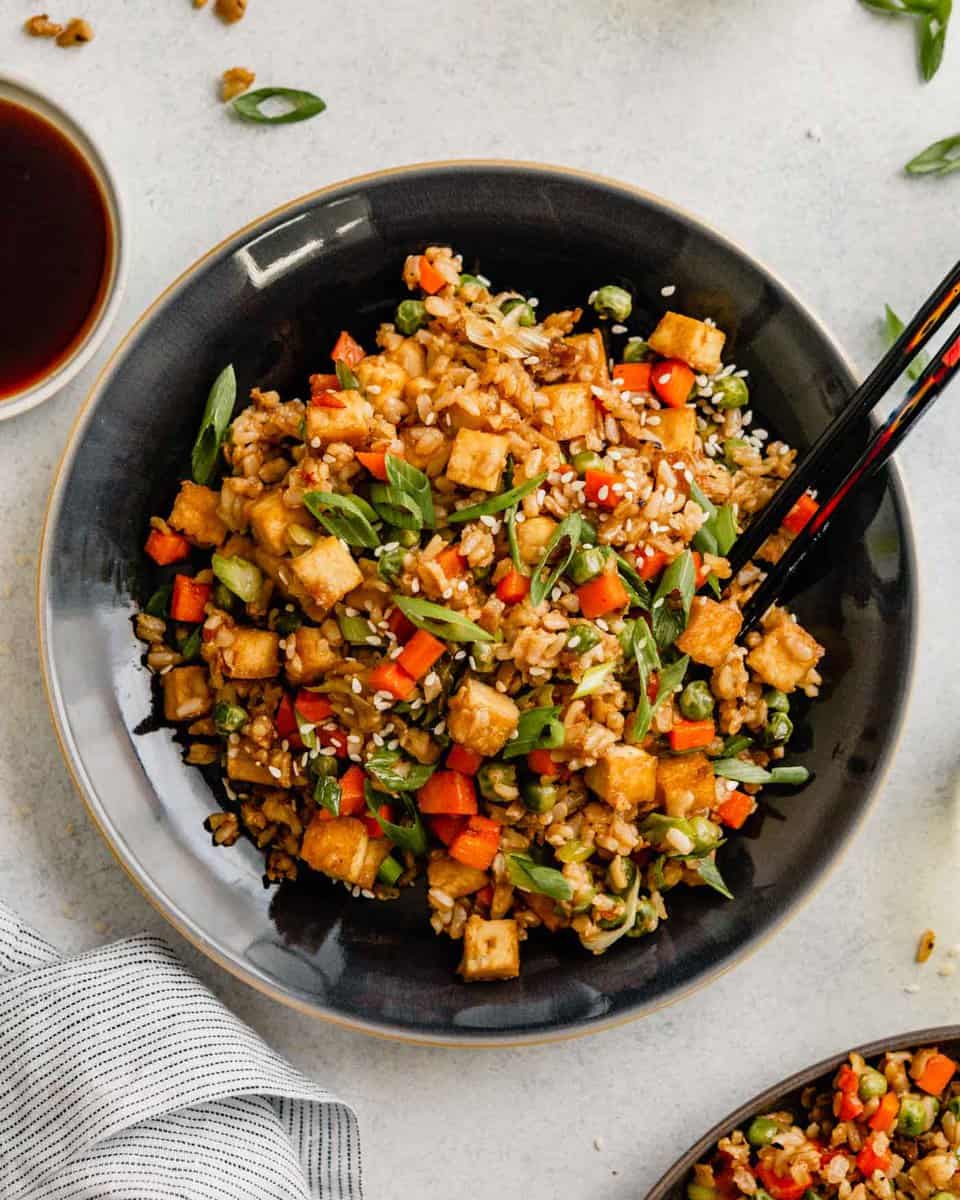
xmin=0 ymin=74 xmax=127 ymax=421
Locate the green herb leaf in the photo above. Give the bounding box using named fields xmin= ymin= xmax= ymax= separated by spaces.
xmin=364 ymin=782 xmax=427 ymax=854
xmin=530 ymin=514 xmax=590 ymax=607
xmin=385 ymin=456 xmax=435 ymax=527
xmin=683 ymin=854 xmax=734 ymax=900
xmin=314 ymin=775 xmax=341 ymax=817
xmin=337 ymin=613 xmax=381 ymax=645
xmin=884 ymin=304 xmax=931 ymax=381
xmin=572 ymin=661 xmax=616 ymax=699
xmin=722 ymin=734 xmax=754 ymax=756
xmin=655 ymin=655 xmax=690 ymax=707
xmin=447 ymin=472 xmax=547 ymax=524
xmin=233 ymin=87 xmax=327 ymax=125
xmin=691 ymin=480 xmax=738 ymax=559
xmin=335 ymin=361 xmax=360 ymax=391
xmin=652 ymin=549 xmax=695 ymax=649
xmin=392 ymin=595 xmax=494 ymax=643
xmin=712 ymin=758 xmax=810 ymax=785
xmin=365 ymin=748 xmax=436 ymax=793
xmin=144 ymin=585 xmax=172 ymax=617
xmin=211 ymin=553 xmax=263 ymax=603
xmin=303 ymin=491 xmax=381 ymax=549
xmin=502 ymin=706 xmax=566 ymax=759
xmin=906 ymin=133 xmax=960 ymax=175
xmin=191 ymin=364 xmax=236 ymax=485
xmin=611 ymin=551 xmax=652 ymax=608
xmin=505 ymin=853 xmax=573 ymax=902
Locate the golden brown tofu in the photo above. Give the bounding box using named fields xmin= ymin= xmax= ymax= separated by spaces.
xmin=304 ymin=390 xmax=373 ymax=446
xmin=648 ymin=311 xmax=727 ymax=375
xmin=284 ymin=625 xmax=338 ymax=685
xmin=539 ymin=382 xmax=597 ymax=441
xmin=585 ymin=744 xmax=657 ymax=809
xmin=516 ymin=515 xmax=558 ymax=564
xmin=675 ymin=597 xmax=743 ymax=668
xmin=223 ymin=628 xmax=280 ymax=679
xmin=428 ymin=856 xmax=488 ymax=900
xmin=162 ymin=665 xmax=212 ymax=722
xmin=169 ymin=481 xmax=227 ymax=548
xmin=566 ymin=331 xmax=611 ymax=387
xmin=458 ymin=916 xmax=520 ymax=982
xmin=445 ymin=428 xmax=510 ymax=492
xmin=226 ymin=746 xmax=290 ymax=787
xmin=656 ymin=753 xmax=716 ymax=817
xmin=354 ymin=355 xmax=408 ymax=415
xmin=653 ymin=407 xmax=697 ymax=453
xmin=399 ymin=726 xmax=443 ymax=765
xmin=355 ymin=839 xmax=394 ymax=890
xmin=289 ymin=536 xmax=363 ymax=612
xmin=444 ymin=394 xmax=494 ymax=431
xmin=746 ymin=620 xmax=824 ymax=693
xmin=446 ymin=677 xmax=520 ymax=757
xmin=299 ymin=815 xmax=369 ymax=883
xmin=249 ymin=490 xmax=312 ymax=556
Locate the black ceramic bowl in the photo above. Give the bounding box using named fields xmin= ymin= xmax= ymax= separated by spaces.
xmin=38 ymin=162 xmax=915 ymax=1044
xmin=648 ymin=1027 xmax=960 ymax=1200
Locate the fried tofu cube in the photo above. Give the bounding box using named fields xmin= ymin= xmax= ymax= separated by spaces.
xmin=446 ymin=677 xmax=520 ymax=757
xmin=516 ymin=515 xmax=558 ymax=564
xmin=355 ymin=839 xmax=394 ymax=890
xmin=653 ymin=407 xmax=697 ymax=453
xmin=162 ymin=665 xmax=212 ymax=722
xmin=675 ymin=597 xmax=742 ymax=668
xmin=539 ymin=382 xmax=597 ymax=441
xmin=304 ymin=390 xmax=373 ymax=446
xmin=299 ymin=815 xmax=369 ymax=883
xmin=585 ymin=744 xmax=657 ymax=809
xmin=169 ymin=480 xmax=227 ymax=547
xmin=223 ymin=628 xmax=280 ymax=679
xmin=284 ymin=625 xmax=337 ymax=685
xmin=354 ymin=355 xmax=408 ymax=415
xmin=249 ymin=490 xmax=312 ymax=556
xmin=458 ymin=915 xmax=520 ymax=982
xmin=226 ymin=747 xmax=287 ymax=787
xmin=746 ymin=620 xmax=824 ymax=693
xmin=656 ymin=752 xmax=715 ymax=817
xmin=289 ymin=536 xmax=363 ymax=612
xmin=648 ymin=311 xmax=726 ymax=375
xmin=428 ymin=855 xmax=488 ymax=899
xmin=566 ymin=331 xmax=611 ymax=387
xmin=445 ymin=429 xmax=510 ymax=492
xmin=444 ymin=394 xmax=494 ymax=431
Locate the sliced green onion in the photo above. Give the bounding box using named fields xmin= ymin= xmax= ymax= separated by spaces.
xmin=502 ymin=706 xmax=565 ymax=759
xmin=572 ymin=661 xmax=616 ymax=699
xmin=392 ymin=595 xmax=493 ymax=643
xmin=377 ymin=855 xmax=404 ymax=886
xmin=447 ymin=472 xmax=547 ymax=524
xmin=214 ymin=701 xmax=247 ymax=734
xmin=191 ymin=364 xmax=236 ymax=485
xmin=303 ymin=491 xmax=380 ymax=549
xmin=212 ymin=553 xmax=263 ymax=603
xmin=337 ymin=613 xmax=381 ymax=644
xmin=144 ymin=585 xmax=172 ymax=617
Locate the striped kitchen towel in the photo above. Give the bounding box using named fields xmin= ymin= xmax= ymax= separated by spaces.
xmin=0 ymin=903 xmax=361 ymax=1199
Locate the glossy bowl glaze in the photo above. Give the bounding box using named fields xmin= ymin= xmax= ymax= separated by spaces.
xmin=648 ymin=1027 xmax=960 ymax=1200
xmin=38 ymin=162 xmax=915 ymax=1044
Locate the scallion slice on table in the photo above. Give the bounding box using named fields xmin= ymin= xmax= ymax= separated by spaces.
xmin=884 ymin=305 xmax=930 ymax=381
xmin=906 ymin=134 xmax=960 ymax=176
xmin=232 ymin=87 xmax=327 ymax=125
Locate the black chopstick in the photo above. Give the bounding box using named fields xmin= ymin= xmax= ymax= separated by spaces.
xmin=725 ymin=259 xmax=960 ymax=577
xmin=740 ymin=324 xmax=960 ymax=631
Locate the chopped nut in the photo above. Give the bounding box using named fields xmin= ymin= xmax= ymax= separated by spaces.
xmin=215 ymin=0 xmax=247 ymax=22
xmin=917 ymin=928 xmax=936 ymax=964
xmin=56 ymin=18 xmax=94 ymax=47
xmin=221 ymin=66 xmax=255 ymax=101
xmin=207 ymin=811 xmax=240 ymax=845
xmin=24 ymin=14 xmax=63 ymax=37
xmin=185 ymin=742 xmax=220 ymax=766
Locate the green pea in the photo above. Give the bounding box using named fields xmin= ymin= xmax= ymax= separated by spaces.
xmin=458 ymin=273 xmax=485 ymax=291
xmin=858 ymin=1068 xmax=888 ymax=1101
xmin=746 ymin=1115 xmax=779 ymax=1147
xmin=606 ymin=855 xmax=637 ymax=894
xmin=214 ymin=701 xmax=247 ymax=734
xmin=688 ymin=815 xmax=722 ymax=854
xmin=377 ymin=548 xmax=406 ymax=584
xmin=522 ymin=781 xmax=558 ymax=813
xmin=723 ymin=437 xmax=749 ymax=469
xmin=623 ymin=338 xmax=651 ymax=363
xmin=501 ymin=297 xmax=536 ymax=327
xmin=311 ymin=754 xmax=339 ymax=780
xmin=393 ymin=528 xmax=419 ymax=548
xmin=686 ymin=1185 xmax=717 ymax=1200
xmin=763 ymin=712 xmax=794 ymax=746
xmin=898 ymin=1094 xmax=938 ymax=1135
xmin=591 ymin=285 xmax=633 ymax=322
xmin=713 ymin=375 xmax=749 ymax=410
xmin=274 ymin=608 xmax=302 ymax=635
xmin=566 ymin=624 xmax=602 ymax=655
xmin=627 ymin=897 xmax=658 ymax=937
xmin=556 ymin=839 xmax=594 ymax=864
xmin=395 ymin=299 xmax=428 ymax=335
xmin=568 ymin=547 xmax=606 ymax=585
xmin=946 ymin=1097 xmax=960 ymax=1119
xmin=679 ymin=680 xmax=715 ymax=721
xmin=765 ymin=689 xmax=790 ymax=714
xmin=571 ymin=450 xmax=604 ymax=476
xmin=477 ymin=762 xmax=517 ymax=803
xmin=470 ymin=641 xmax=497 ymax=673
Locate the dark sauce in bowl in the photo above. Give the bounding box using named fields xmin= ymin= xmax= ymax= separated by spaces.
xmin=0 ymin=97 xmax=112 ymax=401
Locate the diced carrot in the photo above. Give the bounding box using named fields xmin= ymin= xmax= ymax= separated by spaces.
xmin=427 ymin=814 xmax=466 ymax=846
xmin=716 ymin=790 xmax=754 ymax=830
xmin=856 ymin=1141 xmax=891 ymax=1177
xmin=449 ymin=814 xmax=500 ymax=871
xmin=447 ymin=745 xmax=484 ymax=775
xmin=755 ymin=1164 xmax=810 ymax=1200
xmin=417 ymin=769 xmax=477 ymax=815
xmin=614 ymin=362 xmax=653 ymax=393
xmin=836 ymin=1064 xmax=859 ymax=1094
xmin=496 ymin=568 xmax=530 ymax=604
xmin=386 ymin=606 xmax=416 ymax=643
xmin=339 ymin=764 xmax=367 ymax=816
xmin=145 ymin=529 xmax=190 ymax=566
xmin=577 ymin=570 xmax=630 ymax=618
xmin=651 ymin=358 xmax=695 ymax=409
xmin=396 ymin=629 xmax=446 ymax=680
xmin=310 ymin=373 xmax=340 ymax=392
xmin=356 ymin=451 xmax=389 ymax=481
xmin=690 ymin=551 xmax=712 ymax=588
xmin=475 ymin=884 xmax=494 ymax=907
xmin=368 ymin=661 xmax=417 ymax=700
xmin=311 ymin=391 xmax=346 ymax=409
xmin=363 ymin=803 xmax=394 ymax=838
xmin=294 ymin=690 xmax=333 ymax=724
xmin=836 ymin=1091 xmax=864 ymax=1121
xmin=669 ymin=719 xmax=716 ymax=752
xmin=782 ymin=492 xmax=819 ymax=536
xmin=869 ymin=1091 xmax=899 ymax=1133
xmin=527 ymin=749 xmax=559 ymax=777
xmin=331 ymin=330 xmax=365 ymax=367
xmin=915 ymin=1052 xmax=957 ymax=1096
xmin=309 ymin=372 xmax=344 ymax=407
xmin=637 ymin=548 xmax=668 ymax=582
xmin=170 ymin=574 xmax=211 ymax=623
xmin=435 ymin=545 xmax=466 ymax=578
xmin=318 ymin=727 xmax=349 ymax=756
xmin=583 ymin=468 xmax=625 ymax=510
xmin=274 ymin=694 xmax=300 ymax=743
xmin=418 ymin=256 xmax=446 ymax=294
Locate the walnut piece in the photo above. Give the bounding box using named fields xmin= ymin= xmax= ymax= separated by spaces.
xmin=221 ymin=66 xmax=255 ymax=101
xmin=24 ymin=14 xmax=63 ymax=36
xmin=56 ymin=18 xmax=94 ymax=46
xmin=216 ymin=0 xmax=247 ymax=22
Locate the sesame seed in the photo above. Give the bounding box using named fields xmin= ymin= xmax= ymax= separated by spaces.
xmin=598 ymin=486 xmax=609 ymax=501
xmin=366 ymin=384 xmax=382 ymax=394
xmin=611 ymin=324 xmax=627 ymax=335
xmin=411 ymin=579 xmax=421 ymax=593
xmin=660 ymin=284 xmax=677 ymax=297
xmin=351 ymin=678 xmax=362 ymax=694
xmin=268 ymin=766 xmax=282 ymax=779
xmin=903 ymin=983 xmax=921 ymax=994
xmin=310 ymin=437 xmax=321 ymax=449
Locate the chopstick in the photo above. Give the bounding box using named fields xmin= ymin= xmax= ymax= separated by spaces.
xmin=725 ymin=260 xmax=960 ymax=578
xmin=740 ymin=323 xmax=960 ymax=631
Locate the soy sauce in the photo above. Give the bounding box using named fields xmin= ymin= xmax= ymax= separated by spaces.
xmin=0 ymin=98 xmax=111 ymax=400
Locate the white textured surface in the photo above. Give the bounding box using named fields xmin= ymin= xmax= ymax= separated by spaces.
xmin=2 ymin=3 xmax=960 ymax=1197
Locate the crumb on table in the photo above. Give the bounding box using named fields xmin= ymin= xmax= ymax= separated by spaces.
xmin=917 ymin=927 xmax=936 ymax=963
xmin=216 ymin=0 xmax=247 ymax=22
xmin=221 ymin=66 xmax=255 ymax=101
xmin=56 ymin=18 xmax=94 ymax=46
xmin=24 ymin=13 xmax=63 ymax=37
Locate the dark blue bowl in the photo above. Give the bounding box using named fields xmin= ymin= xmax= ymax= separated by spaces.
xmin=38 ymin=162 xmax=915 ymax=1044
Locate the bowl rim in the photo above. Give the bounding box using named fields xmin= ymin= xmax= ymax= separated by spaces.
xmin=35 ymin=160 xmax=919 ymax=1046
xmin=647 ymin=1024 xmax=960 ymax=1200
xmin=0 ymin=71 xmax=128 ymax=421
